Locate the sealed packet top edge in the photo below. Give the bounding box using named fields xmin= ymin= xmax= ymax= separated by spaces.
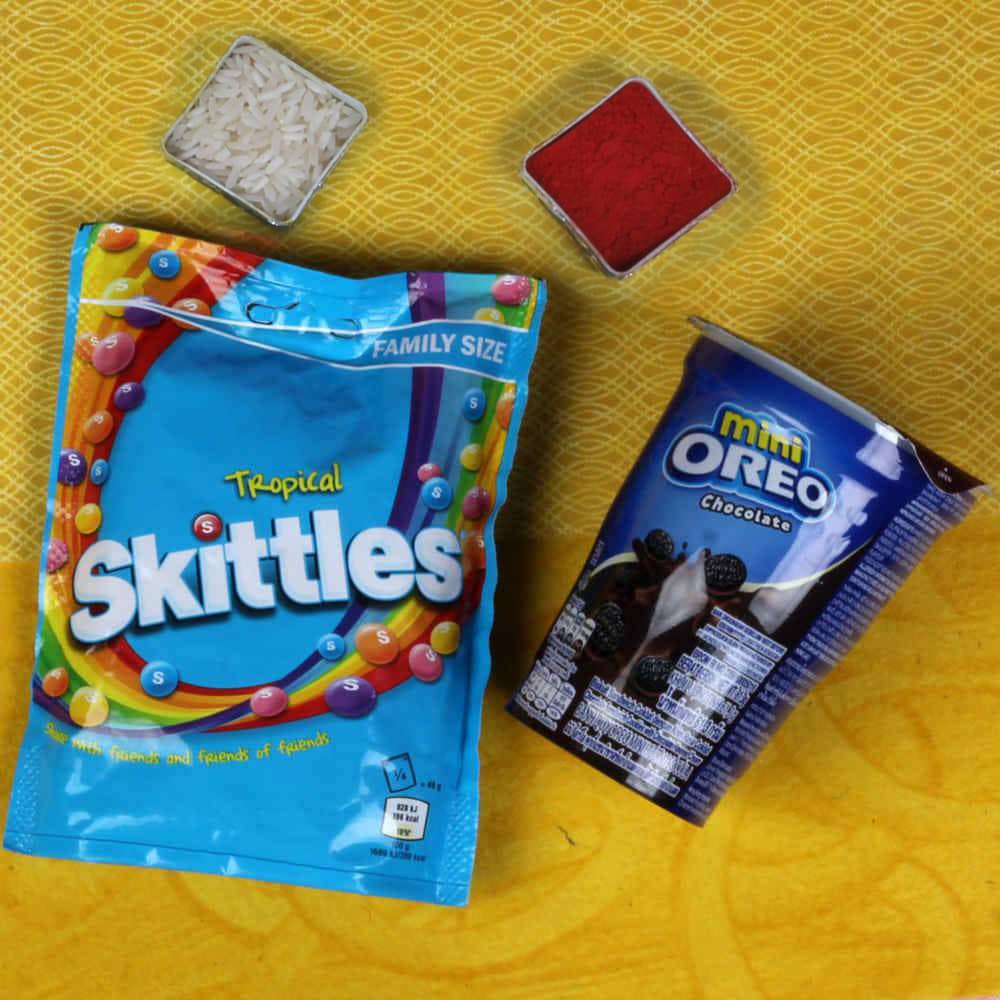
xmin=691 ymin=317 xmax=986 ymax=496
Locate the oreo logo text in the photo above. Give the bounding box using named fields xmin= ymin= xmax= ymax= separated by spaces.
xmin=665 ymin=405 xmax=834 ymax=520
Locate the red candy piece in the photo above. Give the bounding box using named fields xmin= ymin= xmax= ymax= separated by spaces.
xmin=408 ymin=643 xmax=443 ymax=682
xmin=461 ymin=486 xmax=490 ymax=521
xmin=491 ymin=275 xmax=531 ymax=306
xmin=192 ymin=512 xmax=223 ymax=541
xmin=417 ymin=462 xmax=442 ymax=482
xmin=91 ymin=332 xmax=136 ymax=375
xmin=250 ymin=685 xmax=288 ymax=718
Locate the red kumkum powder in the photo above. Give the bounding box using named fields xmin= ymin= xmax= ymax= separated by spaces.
xmin=524 ymin=79 xmax=735 ymax=276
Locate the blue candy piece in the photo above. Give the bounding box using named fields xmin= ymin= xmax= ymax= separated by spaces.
xmin=421 ymin=477 xmax=452 ymax=511
xmin=150 ymin=250 xmax=181 ymax=280
xmin=90 ymin=459 xmax=110 ymax=485
xmin=140 ymin=661 xmax=179 ymax=698
xmin=317 ymin=633 xmax=346 ymax=661
xmin=462 ymin=388 xmax=486 ymax=422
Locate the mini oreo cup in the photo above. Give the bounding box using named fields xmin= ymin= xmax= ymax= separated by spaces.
xmin=510 ymin=319 xmax=986 ymax=825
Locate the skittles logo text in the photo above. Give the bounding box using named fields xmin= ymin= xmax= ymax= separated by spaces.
xmin=664 ymin=405 xmax=835 ymax=520
xmin=70 ymin=509 xmax=462 ymax=643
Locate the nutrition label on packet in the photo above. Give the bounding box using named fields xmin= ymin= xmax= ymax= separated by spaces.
xmin=516 ymin=605 xmax=786 ymax=799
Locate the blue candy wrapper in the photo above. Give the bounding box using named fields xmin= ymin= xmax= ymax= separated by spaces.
xmin=4 ymin=223 xmax=544 ymax=905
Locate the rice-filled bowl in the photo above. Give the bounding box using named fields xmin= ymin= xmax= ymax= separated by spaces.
xmin=163 ymin=36 xmax=367 ymax=226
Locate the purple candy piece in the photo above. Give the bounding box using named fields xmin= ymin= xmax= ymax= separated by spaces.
xmin=58 ymin=448 xmax=87 ymax=486
xmin=123 ymin=295 xmax=164 ymax=328
xmin=113 ymin=381 xmax=145 ymax=411
xmin=324 ymin=676 xmax=377 ymax=718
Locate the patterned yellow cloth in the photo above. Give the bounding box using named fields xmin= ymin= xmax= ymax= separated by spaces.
xmin=0 ymin=1 xmax=997 ymax=997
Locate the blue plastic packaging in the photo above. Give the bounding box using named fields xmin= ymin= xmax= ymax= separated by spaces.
xmin=5 ymin=223 xmax=544 ymax=905
xmin=509 ymin=318 xmax=984 ymax=825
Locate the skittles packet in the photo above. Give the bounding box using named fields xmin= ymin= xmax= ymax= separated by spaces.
xmin=509 ymin=318 xmax=985 ymax=824
xmin=4 ymin=223 xmax=544 ymax=905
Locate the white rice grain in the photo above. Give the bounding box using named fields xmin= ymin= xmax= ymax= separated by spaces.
xmin=165 ymin=39 xmax=363 ymax=223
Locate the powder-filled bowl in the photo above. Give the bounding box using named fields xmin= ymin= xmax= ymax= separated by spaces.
xmin=162 ymin=36 xmax=367 ymax=227
xmin=521 ymin=78 xmax=736 ymax=278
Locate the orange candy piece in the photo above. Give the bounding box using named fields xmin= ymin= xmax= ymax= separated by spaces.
xmin=355 ymin=623 xmax=399 ymax=665
xmin=173 ymin=297 xmax=211 ymax=329
xmin=97 ymin=223 xmax=138 ymax=252
xmin=83 ymin=409 xmax=114 ymax=444
xmin=463 ymin=531 xmax=487 ymax=571
xmin=496 ymin=390 xmax=516 ymax=429
xmin=75 ymin=332 xmax=100 ymax=362
xmin=42 ymin=667 xmax=70 ymax=698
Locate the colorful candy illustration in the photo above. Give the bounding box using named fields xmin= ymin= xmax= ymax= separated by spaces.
xmin=112 ymin=381 xmax=145 ymax=410
xmin=123 ymin=295 xmax=164 ymax=328
xmin=58 ymin=448 xmax=87 ymax=486
xmin=490 ymin=274 xmax=531 ymax=305
xmin=421 ymin=476 xmax=453 ymax=510
xmin=324 ymin=676 xmax=376 ymax=718
xmin=192 ymin=512 xmax=223 ymax=540
xmin=141 ymin=662 xmax=179 ymax=698
xmin=97 ymin=223 xmax=138 ymax=252
xmin=46 ymin=539 xmax=69 ymax=573
xmin=89 ymin=459 xmax=110 ymax=485
xmin=91 ymin=332 xmax=135 ymax=374
xmin=34 ymin=226 xmax=540 ymax=740
xmin=82 ymin=409 xmax=113 ymax=443
xmin=250 ymin=686 xmax=288 ymax=717
xmin=408 ymin=644 xmax=442 ymax=682
xmin=41 ymin=667 xmax=70 ymax=698
xmin=430 ymin=621 xmax=460 ymax=655
xmin=74 ymin=503 xmax=102 ymax=535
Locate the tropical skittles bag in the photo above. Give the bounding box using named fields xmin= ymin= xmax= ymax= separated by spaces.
xmin=4 ymin=223 xmax=544 ymax=905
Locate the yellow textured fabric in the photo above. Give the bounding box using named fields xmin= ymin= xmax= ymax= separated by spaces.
xmin=0 ymin=2 xmax=997 ymax=997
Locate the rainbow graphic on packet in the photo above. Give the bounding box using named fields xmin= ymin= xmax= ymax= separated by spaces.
xmin=36 ymin=225 xmax=541 ymax=737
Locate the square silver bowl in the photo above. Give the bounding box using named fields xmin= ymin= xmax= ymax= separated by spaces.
xmin=520 ymin=77 xmax=736 ymax=279
xmin=162 ymin=35 xmax=368 ymax=227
